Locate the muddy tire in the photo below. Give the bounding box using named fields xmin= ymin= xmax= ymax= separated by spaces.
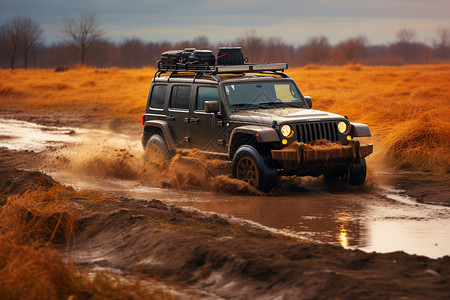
xmin=324 ymin=158 xmax=367 ymax=186
xmin=144 ymin=134 xmax=169 ymax=163
xmin=232 ymin=145 xmax=277 ymax=193
xmin=348 ymin=158 xmax=367 ymax=186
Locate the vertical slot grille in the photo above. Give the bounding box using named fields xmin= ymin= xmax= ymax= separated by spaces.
xmin=295 ymin=122 xmax=339 ymax=144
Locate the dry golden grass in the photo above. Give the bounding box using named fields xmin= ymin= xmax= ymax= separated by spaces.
xmin=0 ymin=66 xmax=152 ymax=121
xmin=0 ymin=186 xmax=171 ymax=299
xmin=0 ymin=187 xmax=79 ymax=246
xmin=0 ymin=64 xmax=449 ymax=172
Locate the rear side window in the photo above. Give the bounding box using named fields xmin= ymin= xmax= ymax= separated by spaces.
xmin=196 ymin=86 xmax=220 ymax=111
xmin=170 ymin=85 xmax=191 ymax=110
xmin=149 ymin=85 xmax=167 ymax=109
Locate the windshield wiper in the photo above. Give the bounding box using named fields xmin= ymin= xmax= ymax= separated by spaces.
xmin=230 ymin=103 xmax=266 ymax=109
xmin=257 ymin=101 xmax=302 ymax=108
xmin=279 ymin=102 xmax=303 ymax=108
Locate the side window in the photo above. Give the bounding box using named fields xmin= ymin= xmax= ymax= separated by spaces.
xmin=149 ymin=85 xmax=167 ymax=109
xmin=170 ymin=85 xmax=191 ymax=110
xmin=196 ymin=86 xmax=220 ymax=111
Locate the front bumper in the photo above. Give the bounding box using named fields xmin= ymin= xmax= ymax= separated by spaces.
xmin=271 ymin=140 xmax=373 ymax=175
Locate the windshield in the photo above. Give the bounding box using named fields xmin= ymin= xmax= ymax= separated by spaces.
xmin=224 ymin=81 xmax=305 ymax=108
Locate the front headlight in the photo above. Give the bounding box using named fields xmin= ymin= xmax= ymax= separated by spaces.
xmin=281 ymin=124 xmax=294 ymax=138
xmin=338 ymin=121 xmax=349 ymax=134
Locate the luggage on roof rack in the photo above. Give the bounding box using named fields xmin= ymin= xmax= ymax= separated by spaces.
xmin=156 ymin=48 xmax=288 ymax=75
xmin=217 ymin=47 xmax=246 ymax=65
xmin=188 ymin=49 xmax=215 ymax=66
xmin=159 ymin=50 xmax=183 ymax=69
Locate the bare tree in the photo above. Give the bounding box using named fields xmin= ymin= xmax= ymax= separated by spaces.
xmin=331 ymin=36 xmax=367 ymax=64
xmin=0 ymin=16 xmax=43 ymax=69
xmin=394 ymin=28 xmax=417 ymax=62
xmin=396 ymin=28 xmax=417 ymax=44
xmin=433 ymin=27 xmax=450 ymax=59
xmin=21 ymin=18 xmax=43 ymax=69
xmin=236 ymin=30 xmax=265 ymax=63
xmin=0 ymin=20 xmax=20 ymax=69
xmin=191 ymin=35 xmax=210 ymax=49
xmin=62 ymin=12 xmax=105 ymax=65
xmin=304 ymin=36 xmax=330 ymax=64
xmin=119 ymin=38 xmax=147 ymax=68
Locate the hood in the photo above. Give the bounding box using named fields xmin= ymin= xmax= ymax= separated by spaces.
xmin=229 ymin=107 xmax=345 ymax=125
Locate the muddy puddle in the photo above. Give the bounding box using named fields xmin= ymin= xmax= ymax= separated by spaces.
xmin=1 ymin=117 xmax=450 ymax=259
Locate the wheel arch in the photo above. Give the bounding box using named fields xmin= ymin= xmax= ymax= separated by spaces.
xmin=142 ymin=120 xmax=175 ymax=150
xmin=228 ymin=125 xmax=280 ymax=159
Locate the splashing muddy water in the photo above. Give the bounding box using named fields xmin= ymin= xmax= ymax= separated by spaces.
xmin=1 ymin=117 xmax=449 ymax=258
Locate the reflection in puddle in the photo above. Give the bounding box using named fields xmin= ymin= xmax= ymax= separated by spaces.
xmin=339 ymin=225 xmax=348 ymax=248
xmin=0 ymin=117 xmax=140 ymax=153
xmin=99 ymin=181 xmax=450 ymax=259
xmin=0 ymin=118 xmax=78 ymax=151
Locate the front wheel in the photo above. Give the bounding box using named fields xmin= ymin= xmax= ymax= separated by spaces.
xmin=348 ymin=158 xmax=367 ymax=186
xmin=231 ymin=145 xmax=277 ymax=193
xmin=324 ymin=158 xmax=367 ymax=186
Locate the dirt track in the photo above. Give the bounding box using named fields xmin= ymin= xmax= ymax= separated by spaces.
xmin=1 ymin=168 xmax=449 ymax=299
xmin=1 ymin=112 xmax=450 ymax=299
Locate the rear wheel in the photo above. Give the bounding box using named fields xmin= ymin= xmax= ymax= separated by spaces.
xmin=232 ymin=145 xmax=277 ymax=193
xmin=144 ymin=134 xmax=169 ymax=163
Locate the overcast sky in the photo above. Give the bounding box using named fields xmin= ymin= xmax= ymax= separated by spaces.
xmin=1 ymin=0 xmax=449 ymax=46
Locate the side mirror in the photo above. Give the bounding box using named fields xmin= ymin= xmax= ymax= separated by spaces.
xmin=205 ymin=101 xmax=219 ymax=113
xmin=304 ymin=96 xmax=312 ymax=108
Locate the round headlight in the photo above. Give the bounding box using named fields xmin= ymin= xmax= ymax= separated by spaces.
xmin=281 ymin=124 xmax=293 ymax=138
xmin=338 ymin=121 xmax=349 ymax=134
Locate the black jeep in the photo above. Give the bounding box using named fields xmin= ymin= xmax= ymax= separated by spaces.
xmin=142 ymin=48 xmax=373 ymax=192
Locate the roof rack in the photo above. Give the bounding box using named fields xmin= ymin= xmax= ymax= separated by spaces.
xmin=155 ymin=62 xmax=288 ymax=76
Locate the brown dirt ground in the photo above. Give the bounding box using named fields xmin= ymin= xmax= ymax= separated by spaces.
xmin=0 ymin=168 xmax=449 ymax=299
xmin=1 ymin=112 xmax=449 ymax=299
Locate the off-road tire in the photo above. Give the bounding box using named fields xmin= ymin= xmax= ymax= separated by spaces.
xmin=324 ymin=158 xmax=367 ymax=186
xmin=144 ymin=134 xmax=169 ymax=163
xmin=231 ymin=145 xmax=277 ymax=193
xmin=348 ymin=158 xmax=367 ymax=186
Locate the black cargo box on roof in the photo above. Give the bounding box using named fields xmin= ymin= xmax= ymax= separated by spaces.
xmin=217 ymin=47 xmax=245 ymax=65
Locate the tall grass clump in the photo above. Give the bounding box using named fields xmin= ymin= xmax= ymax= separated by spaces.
xmin=380 ymin=112 xmax=450 ymax=172
xmin=0 ymin=186 xmax=79 ymax=245
xmin=0 ymin=184 xmax=170 ymax=299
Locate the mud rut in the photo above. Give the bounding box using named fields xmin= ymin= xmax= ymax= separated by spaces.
xmin=1 ymin=117 xmax=448 ymax=259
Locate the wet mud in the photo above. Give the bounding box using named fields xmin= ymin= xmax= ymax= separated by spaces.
xmin=1 ymin=168 xmax=449 ymax=300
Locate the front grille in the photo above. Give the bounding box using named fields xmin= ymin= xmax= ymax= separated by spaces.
xmin=295 ymin=122 xmax=339 ymax=144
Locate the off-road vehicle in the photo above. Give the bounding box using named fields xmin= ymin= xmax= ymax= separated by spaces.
xmin=142 ymin=48 xmax=373 ymax=192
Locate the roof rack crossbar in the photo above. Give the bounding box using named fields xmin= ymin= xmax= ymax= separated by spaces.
xmin=157 ymin=63 xmax=288 ymax=75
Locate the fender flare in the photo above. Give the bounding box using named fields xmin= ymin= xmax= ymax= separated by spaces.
xmin=351 ymin=122 xmax=371 ymax=137
xmin=228 ymin=125 xmax=280 ymax=157
xmin=143 ymin=120 xmax=175 ymax=150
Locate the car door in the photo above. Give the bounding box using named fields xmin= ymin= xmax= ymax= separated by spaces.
xmin=189 ymin=85 xmax=226 ymax=153
xmin=167 ymin=84 xmax=192 ymax=147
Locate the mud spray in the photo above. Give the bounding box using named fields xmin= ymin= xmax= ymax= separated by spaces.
xmin=44 ymin=137 xmax=264 ymax=195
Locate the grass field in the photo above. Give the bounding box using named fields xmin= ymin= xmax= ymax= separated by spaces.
xmin=1 ymin=64 xmax=449 ymax=172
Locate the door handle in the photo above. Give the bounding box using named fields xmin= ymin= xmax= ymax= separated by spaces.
xmin=189 ymin=117 xmax=199 ymax=123
xmin=165 ymin=115 xmax=175 ymax=121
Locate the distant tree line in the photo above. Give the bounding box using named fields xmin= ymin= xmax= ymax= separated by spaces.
xmin=1 ymin=13 xmax=450 ymax=69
